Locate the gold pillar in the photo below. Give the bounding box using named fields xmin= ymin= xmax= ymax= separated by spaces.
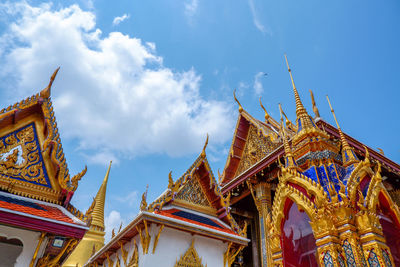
xmin=355 ymin=212 xmax=395 ymax=267
xmin=310 ymin=215 xmax=344 ymax=267
xmin=249 ymin=181 xmax=272 ymax=267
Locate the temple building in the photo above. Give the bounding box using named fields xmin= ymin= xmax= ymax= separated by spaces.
xmin=219 ymin=56 xmax=400 ymax=267
xmin=1 ymin=55 xmax=400 ymax=267
xmin=0 ymin=69 xmax=111 ymax=267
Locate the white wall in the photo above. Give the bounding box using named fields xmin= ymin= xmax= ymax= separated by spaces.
xmin=102 ymin=223 xmax=228 ymax=267
xmin=0 ymin=224 xmax=44 ymax=267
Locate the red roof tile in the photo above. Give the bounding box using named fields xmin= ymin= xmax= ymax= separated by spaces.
xmin=0 ymin=194 xmax=80 ymax=225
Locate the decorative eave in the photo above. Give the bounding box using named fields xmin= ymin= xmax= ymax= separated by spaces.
xmin=0 ymin=191 xmax=88 ymax=239
xmin=222 ymin=145 xmax=284 ymax=195
xmin=87 ymin=211 xmax=249 ymax=265
xmin=0 ymin=69 xmax=87 ymax=206
xmin=221 ymin=110 xmax=287 ymax=184
xmin=316 ymin=119 xmax=400 ymax=175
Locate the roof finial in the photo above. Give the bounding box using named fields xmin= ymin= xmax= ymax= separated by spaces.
xmin=326 ymin=95 xmax=358 ymax=167
xmin=259 ymin=97 xmax=270 ymax=122
xmin=278 ymin=102 xmax=296 ymax=132
xmin=140 ymin=184 xmax=149 ymax=211
xmin=40 ymin=67 xmax=60 ymax=98
xmin=309 ymin=89 xmax=320 ymax=118
xmin=284 ymin=55 xmax=314 ymax=131
xmin=279 ymin=103 xmax=297 ymax=169
xmin=200 ymin=133 xmax=209 ymax=158
xmin=90 ymin=160 xmax=112 ymax=231
xmin=233 ymin=89 xmax=243 ymax=113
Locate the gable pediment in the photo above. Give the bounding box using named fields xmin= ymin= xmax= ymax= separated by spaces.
xmin=0 ymin=122 xmax=51 ymax=188
xmin=175 ymin=172 xmax=213 ymax=210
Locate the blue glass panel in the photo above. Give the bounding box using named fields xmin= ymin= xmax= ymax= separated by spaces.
xmin=172 ymin=210 xmax=222 ymax=229
xmin=0 ymin=194 xmax=46 ymax=210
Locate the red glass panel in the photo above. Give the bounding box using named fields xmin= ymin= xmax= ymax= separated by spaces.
xmin=378 ymin=194 xmax=400 ymax=266
xmin=281 ymin=200 xmax=318 ymax=267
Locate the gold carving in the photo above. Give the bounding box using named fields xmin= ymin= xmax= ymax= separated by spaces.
xmin=175 ymin=173 xmax=212 ymax=208
xmin=223 ymin=242 xmax=244 ymax=267
xmin=175 ymin=240 xmax=205 ymax=267
xmin=235 ymin=125 xmax=281 ymax=177
xmin=30 ymin=232 xmax=46 ymax=267
xmin=37 ymin=239 xmax=78 ymax=267
xmin=137 ymin=220 xmax=151 ymax=254
xmin=119 ymin=241 xmax=128 ymax=265
xmin=152 ymin=224 xmax=164 ymax=254
xmin=127 ymin=240 xmax=139 ymax=267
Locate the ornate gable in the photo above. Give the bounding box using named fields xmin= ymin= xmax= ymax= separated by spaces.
xmin=0 ymin=122 xmax=51 ymax=187
xmin=174 ymin=172 xmax=214 ymax=212
xmin=0 ymin=69 xmax=86 ymax=205
xmin=234 ymin=124 xmax=282 ymax=177
xmin=221 ymin=110 xmax=285 ymax=184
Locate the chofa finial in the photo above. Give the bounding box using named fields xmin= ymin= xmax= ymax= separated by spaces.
xmin=233 ymin=89 xmax=243 ymax=113
xmin=201 ymin=133 xmax=209 ymax=158
xmin=309 ymin=89 xmax=320 ymax=118
xmin=40 ymin=67 xmax=60 ymax=98
xmin=259 ymin=97 xmax=270 ymax=122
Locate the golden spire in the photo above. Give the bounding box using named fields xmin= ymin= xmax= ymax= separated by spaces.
xmin=233 ymin=89 xmax=243 ymax=113
xmin=326 ymin=96 xmax=358 ymax=167
xmin=90 ymin=161 xmax=112 ymax=231
xmin=284 ymin=55 xmax=314 ymax=131
xmin=309 ymin=89 xmax=320 ymax=118
xmin=279 ymin=103 xmax=297 ymax=169
xmin=40 ymin=67 xmax=60 ymax=98
xmin=259 ymin=97 xmax=270 ymax=122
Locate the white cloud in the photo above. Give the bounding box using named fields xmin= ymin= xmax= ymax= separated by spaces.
xmin=184 ymin=0 xmax=198 ymax=23
xmin=253 ymin=72 xmax=264 ymax=95
xmin=112 ymin=13 xmax=129 ymax=26
xmin=105 ymin=210 xmax=124 ymax=242
xmin=248 ymin=0 xmax=271 ymax=35
xmin=0 ymin=2 xmax=234 ymax=162
xmin=114 ymin=190 xmax=139 ymax=207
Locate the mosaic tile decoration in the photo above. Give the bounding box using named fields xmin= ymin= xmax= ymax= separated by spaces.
xmin=381 ymin=249 xmax=392 ymax=267
xmin=323 ymin=251 xmax=334 ymax=267
xmin=343 ymin=240 xmax=357 ymax=267
xmin=368 ymin=249 xmax=381 ymax=267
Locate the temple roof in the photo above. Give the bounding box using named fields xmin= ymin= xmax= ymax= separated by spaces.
xmin=220 ymin=108 xmax=293 ymax=185
xmin=0 ymin=191 xmax=87 ymax=238
xmin=0 ymin=69 xmax=87 ymax=206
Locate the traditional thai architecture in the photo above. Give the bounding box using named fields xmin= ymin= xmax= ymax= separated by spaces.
xmin=220 ymin=55 xmax=400 ymax=267
xmin=0 ymin=69 xmax=115 ymax=267
xmin=85 ymin=139 xmax=249 ymax=267
xmin=63 ymin=161 xmax=113 ymax=266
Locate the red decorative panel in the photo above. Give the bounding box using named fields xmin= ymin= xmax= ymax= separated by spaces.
xmin=281 ymin=200 xmax=318 ymax=267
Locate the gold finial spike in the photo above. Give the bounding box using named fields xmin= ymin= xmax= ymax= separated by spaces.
xmin=284 ymin=55 xmax=316 ymax=133
xmin=90 ymin=161 xmax=112 ymax=231
xmin=200 ymin=133 xmax=209 ymax=158
xmin=279 ymin=104 xmax=296 ymax=169
xmin=309 ymin=89 xmax=320 ymax=118
xmin=326 ymin=95 xmax=358 ymax=166
xmin=259 ymin=97 xmax=270 ymax=122
xmin=233 ymin=89 xmax=243 ymax=113
xmin=40 ymin=67 xmax=60 ymax=98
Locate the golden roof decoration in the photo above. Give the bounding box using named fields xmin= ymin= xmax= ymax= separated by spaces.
xmin=0 ymin=68 xmax=87 ymax=205
xmin=309 ymin=89 xmax=321 ymax=118
xmin=89 ymin=161 xmax=112 ymax=231
xmin=233 ymin=89 xmax=243 ymax=113
xmin=326 ymin=95 xmax=359 ymax=167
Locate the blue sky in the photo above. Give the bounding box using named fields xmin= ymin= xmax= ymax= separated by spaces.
xmin=0 ymin=0 xmax=399 ymax=240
